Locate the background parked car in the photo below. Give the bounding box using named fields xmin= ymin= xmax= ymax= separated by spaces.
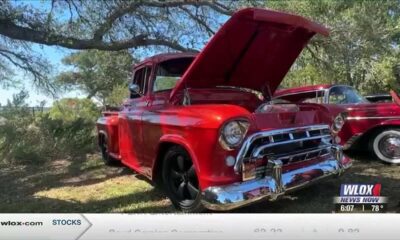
xmin=274 ymin=84 xmax=400 ymax=164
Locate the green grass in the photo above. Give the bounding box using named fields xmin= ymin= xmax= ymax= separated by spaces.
xmin=0 ymin=155 xmax=174 ymax=213
xmin=0 ymin=152 xmax=399 ymax=213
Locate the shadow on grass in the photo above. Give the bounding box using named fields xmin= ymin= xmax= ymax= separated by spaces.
xmin=1 ymin=151 xmax=399 ymax=213
xmin=1 ymin=155 xmax=126 ymax=189
xmin=0 ymin=154 xmax=174 ymax=213
xmin=0 ymin=188 xmax=173 ymax=213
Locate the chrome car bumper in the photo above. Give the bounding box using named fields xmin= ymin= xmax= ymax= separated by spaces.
xmin=201 ymin=146 xmax=351 ymax=211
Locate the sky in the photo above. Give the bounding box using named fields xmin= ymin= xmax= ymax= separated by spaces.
xmin=0 ymin=1 xmax=226 ymax=107
xmin=0 ymin=45 xmax=82 ymax=107
xmin=0 ymin=0 xmax=82 ymax=107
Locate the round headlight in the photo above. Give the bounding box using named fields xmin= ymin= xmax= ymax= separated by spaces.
xmin=332 ymin=113 xmax=345 ymax=133
xmin=220 ymin=120 xmax=249 ymax=149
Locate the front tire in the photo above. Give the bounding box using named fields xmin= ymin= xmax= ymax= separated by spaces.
xmin=162 ymin=146 xmax=205 ymax=213
xmin=371 ymin=129 xmax=400 ymax=164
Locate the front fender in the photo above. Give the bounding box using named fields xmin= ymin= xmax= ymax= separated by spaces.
xmin=148 ymin=104 xmax=252 ymax=189
xmin=157 ymin=134 xmax=201 ymax=176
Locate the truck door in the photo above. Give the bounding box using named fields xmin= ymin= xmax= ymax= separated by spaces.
xmin=118 ymin=65 xmax=151 ymax=173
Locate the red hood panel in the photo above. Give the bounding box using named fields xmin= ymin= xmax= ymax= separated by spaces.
xmin=170 ymin=8 xmax=329 ymax=101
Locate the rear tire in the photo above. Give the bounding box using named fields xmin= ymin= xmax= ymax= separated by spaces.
xmin=371 ymin=129 xmax=400 ymax=164
xmin=162 ymin=146 xmax=205 ymax=213
xmin=99 ymin=135 xmax=120 ymax=166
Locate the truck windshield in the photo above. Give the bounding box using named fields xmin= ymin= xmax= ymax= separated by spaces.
xmin=153 ymin=57 xmax=194 ymax=92
xmin=328 ymin=86 xmax=369 ymax=104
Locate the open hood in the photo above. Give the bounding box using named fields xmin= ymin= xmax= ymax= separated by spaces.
xmin=170 ymin=8 xmax=329 ymax=101
xmin=391 ymin=90 xmax=400 ymax=106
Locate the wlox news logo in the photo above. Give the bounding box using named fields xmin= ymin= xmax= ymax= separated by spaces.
xmin=334 ymin=184 xmax=387 ymax=204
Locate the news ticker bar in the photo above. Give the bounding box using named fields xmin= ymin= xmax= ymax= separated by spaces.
xmin=0 ymin=214 xmax=399 ymax=240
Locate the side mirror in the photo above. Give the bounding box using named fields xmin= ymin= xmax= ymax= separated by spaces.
xmin=129 ymin=83 xmax=140 ymax=94
xmin=128 ymin=83 xmax=142 ymax=98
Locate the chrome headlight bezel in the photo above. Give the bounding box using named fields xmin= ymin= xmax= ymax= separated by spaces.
xmin=219 ymin=119 xmax=250 ymax=150
xmin=331 ymin=113 xmax=347 ymax=133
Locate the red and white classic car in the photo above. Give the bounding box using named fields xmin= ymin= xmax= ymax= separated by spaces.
xmin=96 ymin=8 xmax=351 ymax=212
xmin=275 ymin=84 xmax=400 ymax=164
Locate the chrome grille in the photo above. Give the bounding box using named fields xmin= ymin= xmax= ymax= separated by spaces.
xmin=272 ymin=146 xmax=331 ymax=165
xmin=234 ymin=125 xmax=332 ymax=173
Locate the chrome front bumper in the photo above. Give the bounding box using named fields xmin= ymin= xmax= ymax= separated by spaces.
xmin=201 ymin=146 xmax=351 ymax=211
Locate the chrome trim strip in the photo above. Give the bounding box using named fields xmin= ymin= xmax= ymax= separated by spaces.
xmin=234 ymin=124 xmax=330 ymax=173
xmin=289 ymin=133 xmax=294 ymax=140
xmin=251 ymin=135 xmax=331 ymax=157
xmin=346 ymin=116 xmax=400 ymax=120
xmin=265 ymin=146 xmax=331 ymax=164
xmin=274 ymin=89 xmax=326 ymax=100
xmin=272 ymin=160 xmax=283 ymax=194
xmin=324 ymin=88 xmax=329 ymax=103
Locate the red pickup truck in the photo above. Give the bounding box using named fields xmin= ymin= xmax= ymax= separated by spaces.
xmin=96 ymin=8 xmax=351 ymax=212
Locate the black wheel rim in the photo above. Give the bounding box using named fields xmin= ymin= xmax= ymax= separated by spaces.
xmin=378 ymin=134 xmax=400 ymax=159
xmin=168 ymin=154 xmax=199 ymax=202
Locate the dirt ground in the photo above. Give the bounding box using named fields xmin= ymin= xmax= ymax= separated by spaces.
xmin=0 ymin=151 xmax=399 ymax=213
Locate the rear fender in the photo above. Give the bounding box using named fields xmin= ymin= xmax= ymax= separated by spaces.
xmin=96 ymin=115 xmax=120 ymax=155
xmin=380 ymin=119 xmax=400 ymax=127
xmin=347 ymin=119 xmax=400 ymax=149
